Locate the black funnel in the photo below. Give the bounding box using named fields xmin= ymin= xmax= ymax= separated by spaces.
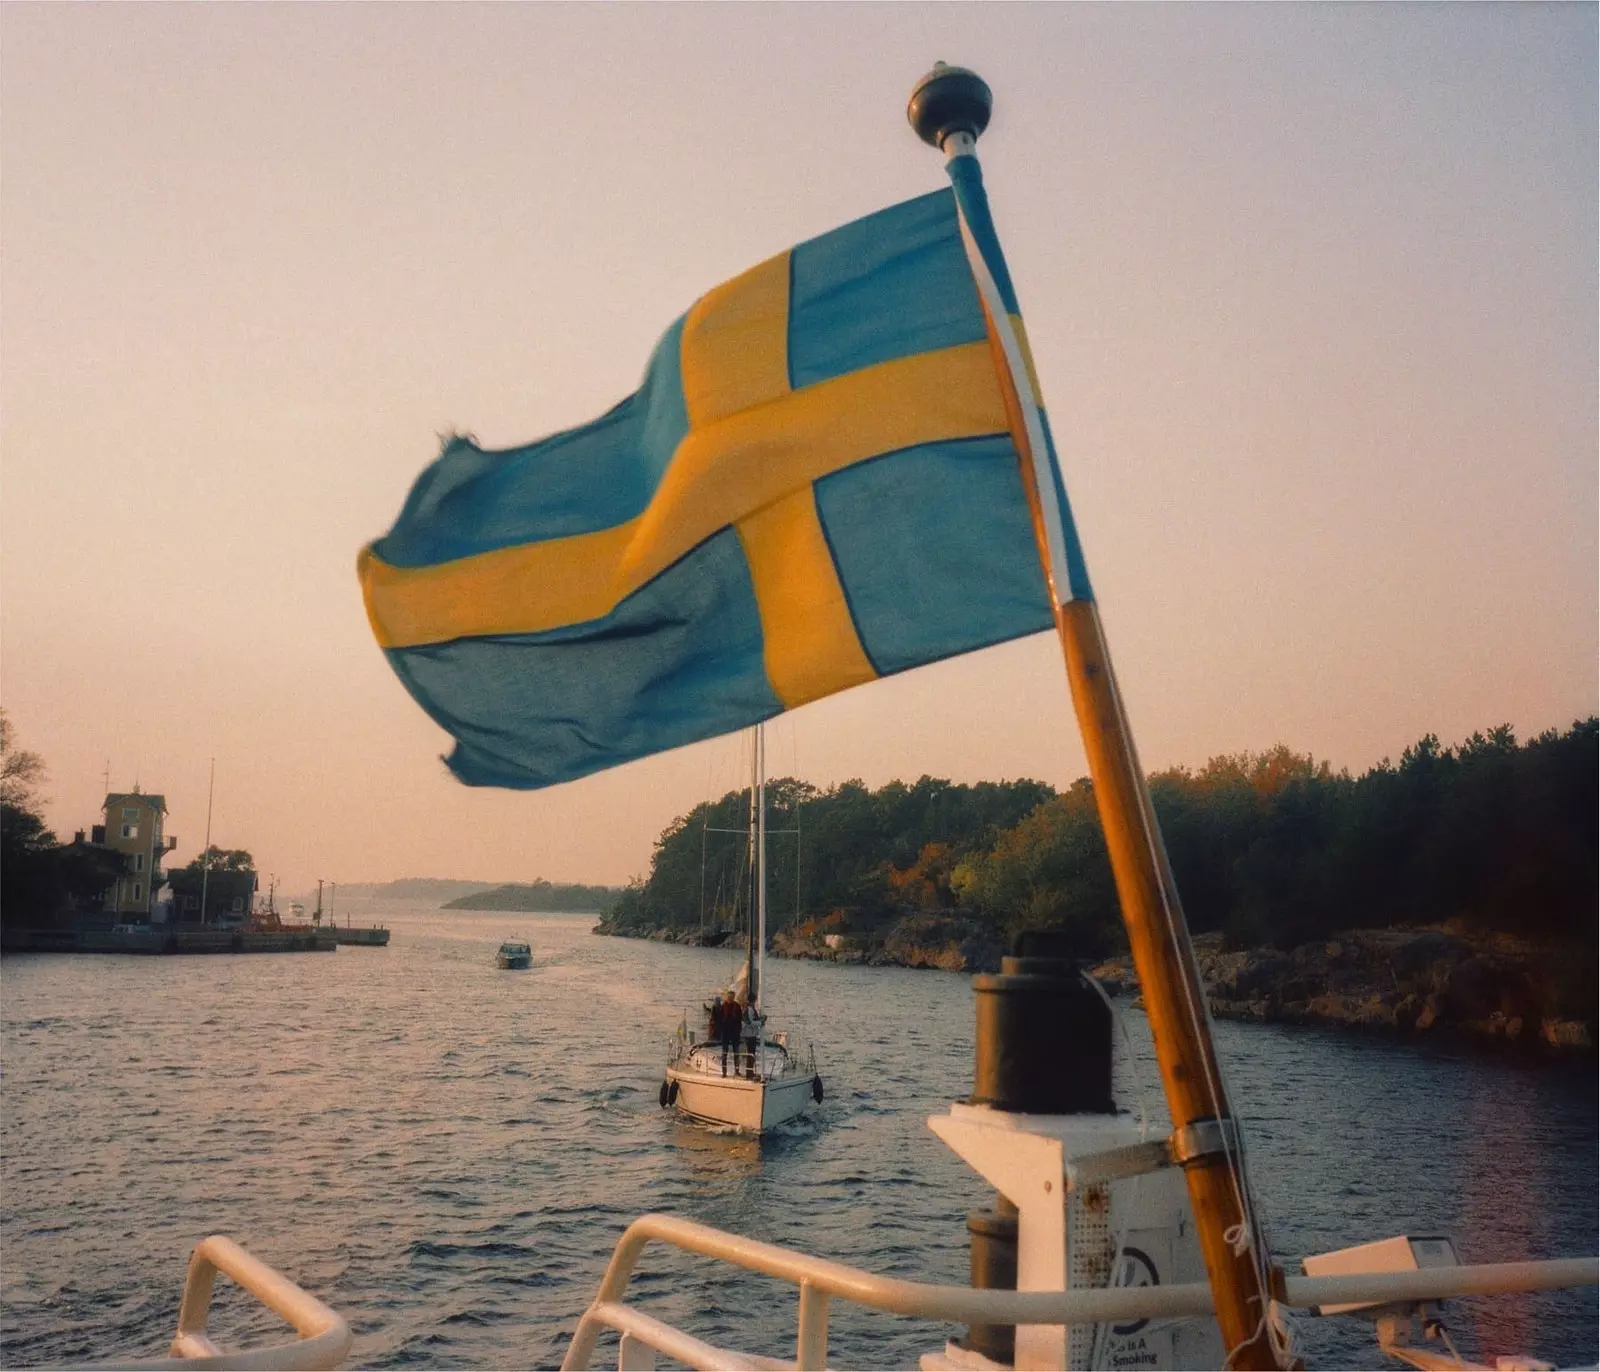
xmin=970 ymin=931 xmax=1115 ymax=1114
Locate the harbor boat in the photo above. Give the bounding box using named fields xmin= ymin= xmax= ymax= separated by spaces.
xmin=496 ymin=940 xmax=532 ymax=969
xmin=661 ymin=725 xmax=821 ymax=1134
xmin=247 ymin=880 xmax=332 ymax=948
xmin=125 ymin=61 xmax=1594 ymax=1372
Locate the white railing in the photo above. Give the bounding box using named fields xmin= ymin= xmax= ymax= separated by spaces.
xmin=561 ymin=1213 xmax=1599 ymax=1372
xmin=1283 ymin=1257 xmax=1599 ymax=1311
xmin=88 ymin=1235 xmax=351 ymax=1371
xmin=671 ymin=1031 xmax=815 ymax=1082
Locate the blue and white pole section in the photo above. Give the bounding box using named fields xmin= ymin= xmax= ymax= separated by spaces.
xmin=908 ymin=63 xmax=1290 ymax=1371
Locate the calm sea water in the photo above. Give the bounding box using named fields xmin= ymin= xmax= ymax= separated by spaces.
xmin=2 ymin=904 xmax=1594 ymax=1370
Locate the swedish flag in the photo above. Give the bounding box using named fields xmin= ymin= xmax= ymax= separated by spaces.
xmin=360 ymin=178 xmax=1088 ymax=788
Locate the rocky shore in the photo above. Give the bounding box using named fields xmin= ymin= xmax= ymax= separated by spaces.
xmin=595 ymin=909 xmax=1008 ymax=971
xmin=1089 ymin=927 xmax=1593 ymax=1052
xmin=776 ymin=911 xmax=1008 ymax=973
xmin=596 ymin=914 xmax=1594 ymax=1053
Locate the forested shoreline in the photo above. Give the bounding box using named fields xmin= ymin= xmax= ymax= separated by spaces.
xmin=597 ymin=720 xmax=1597 ymax=1047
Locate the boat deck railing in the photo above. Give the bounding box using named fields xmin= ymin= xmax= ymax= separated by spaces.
xmin=66 ymin=1218 xmax=1596 ymax=1370
xmin=90 ymin=1235 xmax=351 ymax=1371
xmin=670 ymin=1025 xmax=816 ymax=1081
xmin=560 ymin=1212 xmax=1598 ymax=1372
xmin=669 ymin=1045 xmax=813 ymax=1085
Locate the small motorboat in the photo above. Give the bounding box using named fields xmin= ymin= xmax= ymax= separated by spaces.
xmin=495 ymin=940 xmax=531 ymax=969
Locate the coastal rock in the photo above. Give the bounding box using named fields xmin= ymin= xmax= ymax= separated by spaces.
xmin=1441 ymin=957 xmax=1500 ymax=1020
xmin=879 ymin=913 xmax=1005 ymax=973
xmin=1197 ymin=946 xmax=1291 ymax=1001
xmin=1209 ymin=997 xmax=1271 ymax=1022
xmin=1540 ymin=1019 xmax=1593 ymax=1050
xmin=772 ymin=910 xmax=1004 ymax=973
xmin=592 ymin=919 xmax=735 ymax=949
xmin=1303 ymin=990 xmax=1404 ymax=1029
xmin=1082 ymin=927 xmax=1593 ymax=1054
xmin=1088 ymin=957 xmax=1134 ymax=992
xmin=1385 ymin=930 xmax=1469 ymax=984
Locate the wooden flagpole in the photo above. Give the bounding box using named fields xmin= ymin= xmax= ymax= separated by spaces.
xmin=909 ymin=64 xmax=1290 ymax=1369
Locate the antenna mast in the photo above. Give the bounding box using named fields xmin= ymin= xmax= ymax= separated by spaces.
xmin=198 ymin=757 xmax=215 ymax=926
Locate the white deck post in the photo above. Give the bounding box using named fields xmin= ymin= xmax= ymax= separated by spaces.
xmin=617 ymin=1331 xmax=656 ymax=1370
xmin=796 ymin=1280 xmax=830 ymax=1370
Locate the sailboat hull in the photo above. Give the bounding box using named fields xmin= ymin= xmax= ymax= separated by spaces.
xmin=667 ymin=1063 xmax=814 ymax=1134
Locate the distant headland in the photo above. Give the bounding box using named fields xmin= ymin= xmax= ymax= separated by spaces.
xmin=285 ymin=878 xmax=623 ymax=913
xmin=443 ymin=880 xmax=622 ymax=913
xmin=320 ymin=878 xmax=497 ymax=904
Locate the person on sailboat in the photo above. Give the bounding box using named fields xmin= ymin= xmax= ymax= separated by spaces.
xmin=717 ymin=990 xmax=742 ymax=1077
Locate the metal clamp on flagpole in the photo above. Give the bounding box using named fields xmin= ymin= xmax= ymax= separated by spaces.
xmin=1169 ymin=1117 xmax=1243 ymax=1169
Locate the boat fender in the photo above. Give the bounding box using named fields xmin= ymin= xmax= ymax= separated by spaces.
xmin=811 ymin=1075 xmax=824 ymax=1104
xmin=659 ymin=1079 xmax=678 ymax=1108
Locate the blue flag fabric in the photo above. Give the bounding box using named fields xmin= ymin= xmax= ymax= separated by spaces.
xmin=360 ymin=186 xmax=1076 ymax=788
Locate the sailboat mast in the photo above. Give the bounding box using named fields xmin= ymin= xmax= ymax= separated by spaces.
xmin=913 ymin=66 xmax=1286 ymax=1369
xmin=744 ymin=728 xmax=758 ymax=1007
xmin=755 ymin=723 xmax=767 ymax=1018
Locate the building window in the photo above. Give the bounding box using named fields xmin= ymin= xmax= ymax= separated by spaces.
xmin=135 ymin=853 xmax=146 ymax=872
xmin=231 ymin=897 xmax=244 ymax=913
xmin=183 ymin=895 xmax=198 ymax=910
xmin=122 ymin=807 xmax=140 ymax=822
xmin=121 ymin=824 xmax=137 ymax=839
xmin=133 ymin=883 xmax=142 ymax=901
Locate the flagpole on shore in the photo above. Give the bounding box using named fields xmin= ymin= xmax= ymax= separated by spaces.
xmin=908 ymin=64 xmax=1290 ymax=1370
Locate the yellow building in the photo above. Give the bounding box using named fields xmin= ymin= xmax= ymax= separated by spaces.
xmin=99 ymin=790 xmax=177 ymax=919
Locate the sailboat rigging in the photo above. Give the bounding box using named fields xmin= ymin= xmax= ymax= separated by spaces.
xmin=662 ymin=724 xmax=821 ymax=1133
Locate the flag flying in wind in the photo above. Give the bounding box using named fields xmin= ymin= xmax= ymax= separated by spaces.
xmin=360 ymin=174 xmax=1090 ymax=789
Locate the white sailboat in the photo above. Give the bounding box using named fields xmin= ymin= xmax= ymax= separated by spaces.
xmin=662 ymin=724 xmax=821 ymax=1133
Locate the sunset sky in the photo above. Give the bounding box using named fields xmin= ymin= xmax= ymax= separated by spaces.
xmin=2 ymin=4 xmax=1593 ymax=895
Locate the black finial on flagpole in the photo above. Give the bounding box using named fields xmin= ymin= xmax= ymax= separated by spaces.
xmin=908 ymin=62 xmax=992 ymax=149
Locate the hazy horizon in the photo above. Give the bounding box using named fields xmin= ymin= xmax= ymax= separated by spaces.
xmin=4 ymin=4 xmax=1594 ymax=892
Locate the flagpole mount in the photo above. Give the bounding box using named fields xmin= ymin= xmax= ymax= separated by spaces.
xmin=907 ymin=62 xmax=991 ymax=151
